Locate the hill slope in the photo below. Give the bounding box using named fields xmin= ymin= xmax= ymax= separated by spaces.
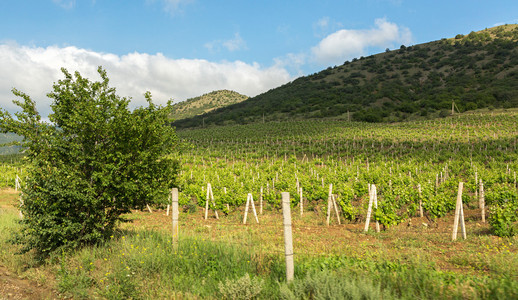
xmin=174 ymin=25 xmax=518 ymax=128
xmin=170 ymin=90 xmax=248 ymax=121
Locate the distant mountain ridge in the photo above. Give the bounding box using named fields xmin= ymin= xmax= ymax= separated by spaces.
xmin=170 ymin=90 xmax=248 ymax=121
xmin=174 ymin=24 xmax=518 ymax=128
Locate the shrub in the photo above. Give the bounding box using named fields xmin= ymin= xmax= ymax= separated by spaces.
xmin=218 ymin=273 xmax=263 ymax=300
xmin=0 ymin=67 xmax=179 ymax=258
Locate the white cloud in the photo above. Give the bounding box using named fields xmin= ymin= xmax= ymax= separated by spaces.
xmin=0 ymin=42 xmax=292 ymax=118
xmin=223 ymin=33 xmax=247 ymax=52
xmin=311 ymin=18 xmax=412 ymax=65
xmin=205 ymin=33 xmax=247 ymax=53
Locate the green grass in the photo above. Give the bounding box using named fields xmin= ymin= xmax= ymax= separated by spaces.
xmin=1 ymin=207 xmax=516 ymax=299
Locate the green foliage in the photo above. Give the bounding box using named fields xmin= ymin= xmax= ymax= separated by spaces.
xmin=279 ymin=270 xmax=394 ymax=300
xmin=0 ymin=67 xmax=179 ymax=258
xmin=487 ymin=185 xmax=518 ymax=237
xmin=218 ymin=273 xmax=264 ymax=300
xmin=174 ymin=25 xmax=518 ymax=128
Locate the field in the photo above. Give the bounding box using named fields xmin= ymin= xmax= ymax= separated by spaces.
xmin=0 ymin=110 xmax=517 ymax=299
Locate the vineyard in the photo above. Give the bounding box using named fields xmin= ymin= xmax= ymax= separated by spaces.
xmin=175 ymin=110 xmax=518 ymax=237
xmin=1 ymin=110 xmax=517 ymax=298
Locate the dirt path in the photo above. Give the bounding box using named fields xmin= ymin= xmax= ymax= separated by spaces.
xmin=0 ymin=265 xmax=56 ymax=300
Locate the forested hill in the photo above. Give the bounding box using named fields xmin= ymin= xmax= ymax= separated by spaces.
xmin=170 ymin=90 xmax=248 ymax=121
xmin=174 ymin=25 xmax=518 ymax=128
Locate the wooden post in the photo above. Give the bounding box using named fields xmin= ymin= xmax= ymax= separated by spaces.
xmin=332 ymin=194 xmax=341 ymax=225
xmin=364 ymin=184 xmax=374 ymax=232
xmin=475 ymin=172 xmax=478 ymax=199
xmin=260 ymin=187 xmax=263 ymax=214
xmin=243 ymin=193 xmax=250 ymax=224
xmin=373 ymin=185 xmax=380 ymax=233
xmin=171 ymin=188 xmax=179 ymax=250
xmin=243 ymin=193 xmax=259 ymax=224
xmin=479 ymin=180 xmax=485 ymax=223
xmin=418 ymin=184 xmax=423 ymax=218
xmin=281 ymin=192 xmax=294 ymax=282
xmin=326 ymin=184 xmax=333 ymax=226
xmin=299 ymin=187 xmax=303 ymax=217
xmin=452 ymin=182 xmax=466 ymax=241
xmin=205 ymin=183 xmax=219 ymax=220
xmin=205 ymin=183 xmax=211 ymax=220
xmin=250 ymin=194 xmax=259 ymax=224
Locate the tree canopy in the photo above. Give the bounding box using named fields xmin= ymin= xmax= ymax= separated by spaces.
xmin=0 ymin=67 xmax=179 ymax=258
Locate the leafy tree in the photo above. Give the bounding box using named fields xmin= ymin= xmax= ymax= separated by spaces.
xmin=0 ymin=67 xmax=179 ymax=258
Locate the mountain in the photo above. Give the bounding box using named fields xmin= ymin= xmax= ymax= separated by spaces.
xmin=0 ymin=133 xmax=22 ymax=155
xmin=170 ymin=90 xmax=248 ymax=121
xmin=174 ymin=24 xmax=518 ymax=128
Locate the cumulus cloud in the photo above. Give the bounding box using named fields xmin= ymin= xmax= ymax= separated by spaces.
xmin=0 ymin=42 xmax=292 ymax=118
xmin=311 ymin=18 xmax=412 ymax=65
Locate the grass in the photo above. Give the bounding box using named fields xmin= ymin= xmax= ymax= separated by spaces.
xmin=0 ymin=189 xmax=517 ymax=299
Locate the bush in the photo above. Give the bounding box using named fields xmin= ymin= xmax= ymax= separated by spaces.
xmin=218 ymin=273 xmax=263 ymax=300
xmin=0 ymin=67 xmax=179 ymax=258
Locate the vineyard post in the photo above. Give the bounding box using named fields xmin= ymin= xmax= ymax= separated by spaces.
xmin=260 ymin=187 xmax=263 ymax=214
xmin=251 ymin=193 xmax=259 ymax=223
xmin=326 ymin=184 xmax=333 ymax=226
xmin=364 ymin=184 xmax=374 ymax=232
xmin=418 ymin=184 xmax=423 ymax=218
xmin=373 ymin=185 xmax=380 ymax=233
xmin=475 ymin=172 xmax=478 ymax=199
xmin=281 ymin=192 xmax=294 ymax=282
xmin=171 ymin=188 xmax=179 ymax=250
xmin=479 ymin=180 xmax=485 ymax=223
xmin=452 ymin=182 xmax=466 ymax=241
xmin=205 ymin=183 xmax=210 ymax=220
xmin=299 ymin=186 xmax=303 ymax=217
xmin=205 ymin=183 xmax=219 ymax=220
xmin=243 ymin=193 xmax=251 ymax=224
xmin=332 ymin=194 xmax=341 ymax=225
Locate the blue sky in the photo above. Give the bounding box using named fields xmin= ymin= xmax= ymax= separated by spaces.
xmin=1 ymin=0 xmax=517 ymax=117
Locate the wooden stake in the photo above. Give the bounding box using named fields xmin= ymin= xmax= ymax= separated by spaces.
xmin=299 ymin=187 xmax=303 ymax=217
xmin=418 ymin=184 xmax=423 ymax=218
xmin=171 ymin=188 xmax=179 ymax=250
xmin=373 ymin=185 xmax=380 ymax=233
xmin=205 ymin=183 xmax=219 ymax=220
xmin=452 ymin=182 xmax=466 ymax=241
xmin=260 ymin=187 xmax=263 ymax=214
xmin=281 ymin=192 xmax=294 ymax=282
xmin=243 ymin=193 xmax=259 ymax=224
xmin=326 ymin=184 xmax=333 ymax=226
xmin=364 ymin=184 xmax=374 ymax=232
xmin=479 ymin=180 xmax=485 ymax=223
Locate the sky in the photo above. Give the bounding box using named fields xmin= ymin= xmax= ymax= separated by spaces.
xmin=1 ymin=0 xmax=518 ymax=118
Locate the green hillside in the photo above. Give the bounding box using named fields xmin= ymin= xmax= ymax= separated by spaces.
xmin=170 ymin=90 xmax=248 ymax=121
xmin=0 ymin=133 xmax=21 ymax=155
xmin=174 ymin=25 xmax=518 ymax=128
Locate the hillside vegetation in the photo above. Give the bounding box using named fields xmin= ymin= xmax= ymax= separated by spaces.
xmin=170 ymin=90 xmax=248 ymax=121
xmin=0 ymin=133 xmax=21 ymax=155
xmin=174 ymin=25 xmax=518 ymax=128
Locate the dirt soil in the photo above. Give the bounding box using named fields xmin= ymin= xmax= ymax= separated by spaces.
xmin=0 ymin=265 xmax=56 ymax=300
